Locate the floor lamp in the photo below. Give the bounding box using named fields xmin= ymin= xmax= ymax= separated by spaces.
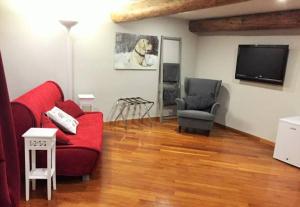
xmin=59 ymin=20 xmax=78 ymax=100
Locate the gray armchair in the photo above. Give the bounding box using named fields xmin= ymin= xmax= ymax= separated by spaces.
xmin=176 ymin=78 xmax=222 ymax=135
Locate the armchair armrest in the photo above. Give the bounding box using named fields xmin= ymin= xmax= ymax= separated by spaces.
xmin=175 ymin=98 xmax=186 ymax=110
xmin=210 ymin=102 xmax=220 ymax=115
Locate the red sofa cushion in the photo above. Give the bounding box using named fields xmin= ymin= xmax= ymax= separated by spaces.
xmin=56 ymin=100 xmax=84 ymax=118
xmin=40 ymin=114 xmax=71 ymax=145
xmin=64 ymin=112 xmax=103 ymax=152
xmin=37 ymin=112 xmax=103 ymax=176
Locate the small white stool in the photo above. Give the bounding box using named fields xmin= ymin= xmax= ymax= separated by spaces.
xmin=78 ymin=94 xmax=95 ymax=112
xmin=22 ymin=128 xmax=57 ymax=201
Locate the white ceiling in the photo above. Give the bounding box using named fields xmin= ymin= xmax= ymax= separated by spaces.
xmin=171 ymin=0 xmax=300 ymax=20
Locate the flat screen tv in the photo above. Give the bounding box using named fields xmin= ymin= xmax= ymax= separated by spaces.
xmin=235 ymin=45 xmax=289 ymax=85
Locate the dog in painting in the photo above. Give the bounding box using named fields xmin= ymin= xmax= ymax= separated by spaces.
xmin=130 ymin=38 xmax=153 ymax=67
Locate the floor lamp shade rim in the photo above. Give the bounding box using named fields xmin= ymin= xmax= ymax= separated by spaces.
xmin=59 ymin=20 xmax=78 ymax=31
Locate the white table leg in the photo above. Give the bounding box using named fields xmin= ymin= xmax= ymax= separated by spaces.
xmin=47 ymin=149 xmax=51 ymax=200
xmin=31 ymin=150 xmax=36 ymax=191
xmin=25 ymin=145 xmax=30 ymax=201
xmin=52 ymin=145 xmax=56 ymax=190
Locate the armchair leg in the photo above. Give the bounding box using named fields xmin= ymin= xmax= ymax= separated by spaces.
xmin=178 ymin=126 xmax=182 ymax=133
xmin=206 ymin=130 xmax=211 ymax=137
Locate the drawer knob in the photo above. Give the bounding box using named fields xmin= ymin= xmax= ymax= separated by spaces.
xmin=290 ymin=127 xmax=297 ymax=130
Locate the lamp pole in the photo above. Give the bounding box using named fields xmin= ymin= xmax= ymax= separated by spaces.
xmin=59 ymin=20 xmax=78 ymax=100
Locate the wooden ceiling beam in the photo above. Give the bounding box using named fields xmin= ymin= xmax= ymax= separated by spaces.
xmin=111 ymin=0 xmax=251 ymax=23
xmin=189 ymin=9 xmax=300 ymax=33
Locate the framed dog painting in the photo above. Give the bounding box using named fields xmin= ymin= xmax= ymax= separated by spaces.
xmin=114 ymin=32 xmax=160 ymax=70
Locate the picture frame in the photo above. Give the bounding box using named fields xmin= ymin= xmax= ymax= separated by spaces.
xmin=114 ymin=32 xmax=160 ymax=70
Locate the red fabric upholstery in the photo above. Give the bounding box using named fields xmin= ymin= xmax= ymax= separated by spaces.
xmin=56 ymin=100 xmax=84 ymax=118
xmin=69 ymin=112 xmax=103 ymax=151
xmin=36 ymin=147 xmax=99 ymax=176
xmin=37 ymin=112 xmax=103 ymax=176
xmin=0 ymin=52 xmax=20 ymax=207
xmin=40 ymin=114 xmax=70 ymax=145
xmin=11 ymin=81 xmax=103 ymax=177
xmin=13 ymin=81 xmax=64 ymax=127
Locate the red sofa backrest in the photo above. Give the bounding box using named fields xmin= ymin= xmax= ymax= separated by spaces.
xmin=11 ymin=81 xmax=64 ymax=175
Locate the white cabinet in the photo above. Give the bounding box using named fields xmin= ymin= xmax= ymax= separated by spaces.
xmin=273 ymin=116 xmax=300 ymax=168
xmin=78 ymin=94 xmax=95 ymax=112
xmin=22 ymin=128 xmax=57 ymax=201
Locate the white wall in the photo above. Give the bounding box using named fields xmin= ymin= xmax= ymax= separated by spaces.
xmin=0 ymin=0 xmax=198 ymax=121
xmin=195 ymin=35 xmax=300 ymax=142
xmin=0 ymin=0 xmax=69 ymax=99
xmin=73 ymin=17 xmax=198 ymax=121
xmin=6 ymin=0 xmax=295 ymax=141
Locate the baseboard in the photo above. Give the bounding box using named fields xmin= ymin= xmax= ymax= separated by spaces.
xmin=104 ymin=117 xmax=160 ymax=124
xmin=215 ymin=123 xmax=275 ymax=147
xmin=104 ymin=118 xmax=275 ymax=147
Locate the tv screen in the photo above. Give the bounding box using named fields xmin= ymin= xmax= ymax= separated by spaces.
xmin=235 ymin=45 xmax=289 ymax=85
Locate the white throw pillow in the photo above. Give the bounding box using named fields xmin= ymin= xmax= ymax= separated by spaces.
xmin=46 ymin=106 xmax=79 ymax=134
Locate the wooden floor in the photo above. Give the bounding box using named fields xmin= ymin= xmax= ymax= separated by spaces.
xmin=20 ymin=119 xmax=300 ymax=207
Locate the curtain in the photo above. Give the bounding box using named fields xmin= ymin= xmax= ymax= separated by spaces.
xmin=0 ymin=52 xmax=20 ymax=207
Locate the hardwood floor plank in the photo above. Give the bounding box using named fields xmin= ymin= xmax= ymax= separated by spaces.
xmin=20 ymin=119 xmax=300 ymax=207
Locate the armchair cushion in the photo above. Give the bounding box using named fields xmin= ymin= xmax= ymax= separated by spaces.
xmin=185 ymin=78 xmax=221 ymax=98
xmin=184 ymin=95 xmax=215 ymax=110
xmin=177 ymin=110 xmax=215 ymax=121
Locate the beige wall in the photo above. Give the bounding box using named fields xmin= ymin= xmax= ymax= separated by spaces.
xmin=0 ymin=0 xmax=198 ymax=121
xmin=195 ymin=35 xmax=300 ymax=142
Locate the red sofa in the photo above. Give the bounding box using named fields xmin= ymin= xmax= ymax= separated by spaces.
xmin=11 ymin=81 xmax=103 ymax=178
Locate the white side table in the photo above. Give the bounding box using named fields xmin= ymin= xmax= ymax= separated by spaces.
xmin=78 ymin=94 xmax=95 ymax=112
xmin=22 ymin=128 xmax=58 ymax=201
